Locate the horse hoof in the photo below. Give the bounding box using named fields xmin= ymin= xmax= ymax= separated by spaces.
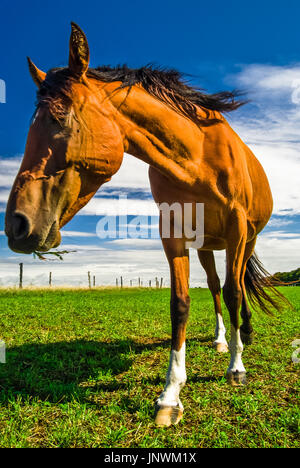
xmin=213 ymin=342 xmax=229 ymax=353
xmin=226 ymin=370 xmax=247 ymax=387
xmin=154 ymin=405 xmax=183 ymax=427
xmin=240 ymin=330 xmax=254 ymax=345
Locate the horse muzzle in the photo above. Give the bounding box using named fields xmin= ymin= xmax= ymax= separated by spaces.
xmin=5 ymin=212 xmax=61 ymax=254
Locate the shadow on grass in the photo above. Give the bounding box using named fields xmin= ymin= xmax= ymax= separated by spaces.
xmin=0 ymin=339 xmax=166 ymax=404
xmin=0 ymin=336 xmax=215 ymax=405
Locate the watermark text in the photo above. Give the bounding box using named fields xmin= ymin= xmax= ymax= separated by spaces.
xmin=0 ymin=79 xmax=6 ymax=103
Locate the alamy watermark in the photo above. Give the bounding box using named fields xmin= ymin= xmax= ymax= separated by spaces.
xmin=0 ymin=79 xmax=6 ymax=103
xmin=96 ymin=195 xmax=204 ymax=249
xmin=0 ymin=340 xmax=5 ymax=364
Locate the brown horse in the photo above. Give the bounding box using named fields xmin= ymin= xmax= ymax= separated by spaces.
xmin=5 ymin=23 xmax=285 ymax=426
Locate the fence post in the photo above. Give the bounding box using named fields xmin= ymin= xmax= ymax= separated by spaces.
xmin=149 ymin=280 xmax=151 ymax=288
xmin=49 ymin=272 xmax=52 ymax=287
xmin=88 ymin=271 xmax=91 ymax=289
xmin=93 ymin=276 xmax=96 ymax=287
xmin=138 ymin=277 xmax=141 ymax=287
xmin=116 ymin=278 xmax=119 ymax=287
xmin=19 ymin=263 xmax=23 ymax=289
xmin=160 ymin=277 xmax=163 ymax=288
xmin=120 ymin=276 xmax=123 ymax=288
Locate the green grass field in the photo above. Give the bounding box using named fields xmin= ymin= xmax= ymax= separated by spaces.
xmin=0 ymin=287 xmax=299 ymax=448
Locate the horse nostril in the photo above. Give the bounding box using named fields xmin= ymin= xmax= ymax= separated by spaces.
xmin=12 ymin=214 xmax=30 ymax=240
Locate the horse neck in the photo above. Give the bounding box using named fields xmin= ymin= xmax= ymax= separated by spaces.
xmin=108 ymin=84 xmax=208 ymax=187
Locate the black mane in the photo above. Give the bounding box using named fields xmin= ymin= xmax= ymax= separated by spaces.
xmin=37 ymin=64 xmax=245 ymax=126
xmin=87 ymin=65 xmax=244 ymax=125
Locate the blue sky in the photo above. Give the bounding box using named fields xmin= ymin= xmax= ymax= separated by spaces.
xmin=0 ymin=0 xmax=299 ymax=286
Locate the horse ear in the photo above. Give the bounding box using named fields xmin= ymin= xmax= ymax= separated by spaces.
xmin=27 ymin=57 xmax=46 ymax=87
xmin=68 ymin=22 xmax=90 ymax=78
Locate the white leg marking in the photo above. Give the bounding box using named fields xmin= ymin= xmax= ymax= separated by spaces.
xmin=227 ymin=325 xmax=246 ymax=374
xmin=213 ymin=313 xmax=228 ymax=347
xmin=157 ymin=342 xmax=186 ymax=409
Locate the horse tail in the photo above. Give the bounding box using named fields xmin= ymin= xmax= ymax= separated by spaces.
xmin=244 ymin=251 xmax=293 ymax=314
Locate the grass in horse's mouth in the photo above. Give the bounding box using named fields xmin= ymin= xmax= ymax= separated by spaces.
xmin=33 ymin=250 xmax=76 ymax=261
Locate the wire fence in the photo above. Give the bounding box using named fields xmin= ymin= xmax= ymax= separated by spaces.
xmin=10 ymin=263 xmax=168 ymax=289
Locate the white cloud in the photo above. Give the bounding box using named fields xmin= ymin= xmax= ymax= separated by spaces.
xmin=107 ymin=238 xmax=162 ymax=249
xmin=245 ymin=144 xmax=299 ymax=215
xmin=61 ymin=230 xmax=97 ymax=237
xmin=107 ymin=153 xmax=150 ymax=189
xmin=255 ymin=235 xmax=300 ymax=274
xmin=267 ymin=218 xmax=294 ymax=228
xmin=0 ymin=156 xmax=21 ymax=188
xmin=81 ymin=197 xmax=158 ymax=217
xmin=260 ymin=230 xmax=299 ymax=239
xmin=232 ymin=63 xmax=300 ymax=96
xmin=229 ymin=63 xmax=300 ymax=216
xmin=0 ymin=189 xmax=10 ymax=204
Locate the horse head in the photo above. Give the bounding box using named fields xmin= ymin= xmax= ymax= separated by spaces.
xmin=5 ymin=23 xmax=124 ymax=253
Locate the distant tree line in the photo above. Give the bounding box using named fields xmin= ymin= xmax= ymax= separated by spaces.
xmin=272 ymin=267 xmax=300 ymax=285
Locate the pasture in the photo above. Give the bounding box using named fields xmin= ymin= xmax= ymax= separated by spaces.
xmin=0 ymin=287 xmax=299 ymax=448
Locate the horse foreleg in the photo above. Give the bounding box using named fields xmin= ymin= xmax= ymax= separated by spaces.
xmin=198 ymin=250 xmax=228 ymax=353
xmin=155 ymin=238 xmax=190 ymax=427
xmin=240 ymin=238 xmax=256 ymax=345
xmin=223 ymin=209 xmax=247 ymax=386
